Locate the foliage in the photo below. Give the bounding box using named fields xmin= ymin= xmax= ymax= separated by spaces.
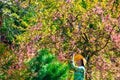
xmin=0 ymin=43 xmax=18 ymax=80
xmin=0 ymin=0 xmax=37 ymax=45
xmin=26 ymin=49 xmax=69 ymax=80
xmin=0 ymin=0 xmax=120 ymax=80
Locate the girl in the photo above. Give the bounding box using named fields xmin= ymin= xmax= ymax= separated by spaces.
xmin=71 ymin=53 xmax=86 ymax=80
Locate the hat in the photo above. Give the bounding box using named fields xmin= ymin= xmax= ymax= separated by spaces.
xmin=73 ymin=54 xmax=86 ymax=66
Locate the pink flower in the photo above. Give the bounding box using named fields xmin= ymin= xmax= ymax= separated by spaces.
xmin=27 ymin=46 xmax=32 ymax=54
xmin=58 ymin=52 xmax=66 ymax=61
xmin=111 ymin=34 xmax=120 ymax=43
xmin=53 ymin=17 xmax=58 ymax=21
xmin=33 ymin=35 xmax=41 ymax=41
xmin=94 ymin=6 xmax=104 ymax=15
xmin=15 ymin=0 xmax=19 ymax=2
xmin=66 ymin=0 xmax=71 ymax=3
xmin=70 ymin=40 xmax=75 ymax=45
xmin=38 ymin=22 xmax=42 ymax=27
xmin=111 ymin=19 xmax=118 ymax=24
xmin=97 ymin=9 xmax=103 ymax=15
xmin=107 ymin=25 xmax=113 ymax=32
xmin=58 ymin=54 xmax=66 ymax=61
xmin=34 ymin=27 xmax=41 ymax=30
xmin=106 ymin=14 xmax=110 ymax=20
xmin=51 ymin=35 xmax=56 ymax=41
xmin=102 ymin=17 xmax=105 ymax=22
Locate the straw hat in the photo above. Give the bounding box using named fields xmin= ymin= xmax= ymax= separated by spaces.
xmin=74 ymin=54 xmax=86 ymax=66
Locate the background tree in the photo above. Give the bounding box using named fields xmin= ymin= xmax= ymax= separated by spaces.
xmin=0 ymin=0 xmax=120 ymax=80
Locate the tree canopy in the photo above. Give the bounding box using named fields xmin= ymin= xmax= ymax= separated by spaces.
xmin=0 ymin=0 xmax=120 ymax=80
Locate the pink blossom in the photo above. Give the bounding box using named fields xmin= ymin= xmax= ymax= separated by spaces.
xmin=66 ymin=0 xmax=71 ymax=3
xmin=95 ymin=6 xmax=104 ymax=15
xmin=57 ymin=52 xmax=66 ymax=61
xmin=51 ymin=35 xmax=56 ymax=41
xmin=102 ymin=16 xmax=105 ymax=23
xmin=97 ymin=9 xmax=103 ymax=14
xmin=33 ymin=35 xmax=41 ymax=41
xmin=53 ymin=17 xmax=58 ymax=21
xmin=70 ymin=40 xmax=75 ymax=45
xmin=107 ymin=25 xmax=113 ymax=32
xmin=27 ymin=45 xmax=36 ymax=54
xmin=77 ymin=48 xmax=81 ymax=53
xmin=38 ymin=22 xmax=42 ymax=27
xmin=32 ymin=22 xmax=42 ymax=31
xmin=106 ymin=14 xmax=111 ymax=20
xmin=111 ymin=34 xmax=120 ymax=43
xmin=27 ymin=46 xmax=32 ymax=54
xmin=34 ymin=27 xmax=41 ymax=30
xmin=15 ymin=0 xmax=19 ymax=2
xmin=111 ymin=19 xmax=118 ymax=24
xmin=58 ymin=54 xmax=66 ymax=61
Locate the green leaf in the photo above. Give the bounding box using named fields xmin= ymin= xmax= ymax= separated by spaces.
xmin=81 ymin=0 xmax=87 ymax=9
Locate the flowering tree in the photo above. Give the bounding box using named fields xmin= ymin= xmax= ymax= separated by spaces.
xmin=0 ymin=0 xmax=120 ymax=80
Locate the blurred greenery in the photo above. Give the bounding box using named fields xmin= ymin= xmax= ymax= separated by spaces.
xmin=25 ymin=49 xmax=69 ymax=80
